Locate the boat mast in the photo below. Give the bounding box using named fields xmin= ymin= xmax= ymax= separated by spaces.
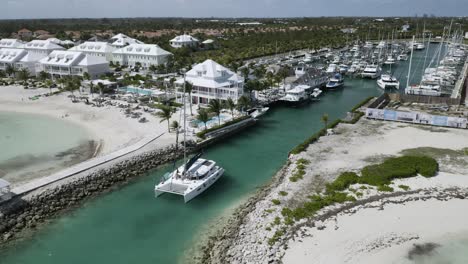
xmin=183 ymin=70 xmax=187 ymax=177
xmin=406 ymin=36 xmax=415 ymax=89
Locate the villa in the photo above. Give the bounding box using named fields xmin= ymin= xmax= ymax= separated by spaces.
xmin=39 ymin=50 xmax=110 ymax=79
xmin=17 ymin=28 xmax=33 ymax=39
xmin=0 ymin=48 xmax=28 ymax=71
xmin=109 ymin=33 xmax=144 ymax=48
xmin=69 ymin=41 xmax=117 ymax=61
xmin=112 ymin=44 xmax=172 ymax=69
xmin=23 ymin=40 xmax=65 ymax=57
xmin=175 ymin=59 xmax=244 ymax=105
xmin=0 ymin=179 xmax=12 ymax=202
xmin=170 ymin=34 xmax=199 ymax=49
xmin=0 ymin=38 xmax=25 ymax=49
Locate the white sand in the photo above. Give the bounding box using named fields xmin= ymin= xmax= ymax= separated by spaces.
xmin=222 ymin=119 xmax=468 ymax=264
xmin=283 ymin=197 xmax=468 ymax=264
xmin=0 ymin=85 xmax=178 ymax=155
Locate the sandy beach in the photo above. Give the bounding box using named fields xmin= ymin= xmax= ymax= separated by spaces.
xmin=207 ymin=118 xmax=468 ymax=264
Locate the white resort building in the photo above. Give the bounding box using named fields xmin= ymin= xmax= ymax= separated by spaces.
xmin=109 ymin=33 xmax=144 ymax=48
xmin=0 ymin=48 xmax=41 ymax=75
xmin=39 ymin=50 xmax=110 ymax=79
xmin=0 ymin=38 xmax=25 ymax=49
xmin=170 ymin=34 xmax=199 ymax=49
xmin=69 ymin=41 xmax=117 ymax=61
xmin=23 ymin=40 xmax=65 ymax=57
xmin=176 ymin=59 xmax=244 ymax=105
xmin=112 ymin=44 xmax=172 ymax=68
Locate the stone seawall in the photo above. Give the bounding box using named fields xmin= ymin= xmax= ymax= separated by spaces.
xmin=0 ymin=145 xmax=184 ymax=244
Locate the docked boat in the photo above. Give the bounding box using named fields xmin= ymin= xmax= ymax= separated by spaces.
xmin=397 ymin=54 xmax=408 ymax=61
xmin=310 ymin=88 xmax=323 ymax=99
xmin=405 ymin=83 xmax=441 ymax=96
xmin=248 ymin=107 xmax=269 ymax=118
xmin=377 ymin=74 xmax=400 ymax=89
xmin=326 ymin=63 xmax=338 ymax=74
xmin=294 ymin=65 xmax=307 ymax=78
xmin=326 ymin=73 xmax=345 ymax=89
xmin=415 ymin=43 xmax=425 ymax=50
xmin=338 ymin=64 xmax=349 ymax=74
xmin=155 ymin=153 xmax=225 ymax=203
xmin=155 ymin=82 xmax=224 ymax=203
xmin=280 ymin=85 xmax=311 ymax=106
xmin=361 ymin=64 xmax=382 ymax=79
xmin=384 ymin=55 xmax=396 ymax=65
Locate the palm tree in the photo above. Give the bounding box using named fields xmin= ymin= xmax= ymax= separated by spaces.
xmin=39 ymin=71 xmax=49 ymax=81
xmin=184 ymin=81 xmax=194 ymax=116
xmin=197 ymin=109 xmax=210 ymax=130
xmin=170 ymin=121 xmax=180 ymax=149
xmin=277 ymin=66 xmax=290 ymax=91
xmin=321 ymin=113 xmax=329 ymax=130
xmin=148 ymin=64 xmax=157 ymax=74
xmin=225 ymin=97 xmax=236 ymax=117
xmin=17 ymin=68 xmax=29 ymax=82
xmin=155 ymin=105 xmax=174 ymax=132
xmin=5 ymin=65 xmax=16 ymax=78
xmin=83 ymin=72 xmax=90 ymax=81
xmin=240 ymin=67 xmax=250 ymax=80
xmin=237 ymin=95 xmax=250 ymax=114
xmin=44 ymin=79 xmax=53 ymax=95
xmin=97 ymin=82 xmax=105 ymax=97
xmin=208 ymin=99 xmax=223 ymax=126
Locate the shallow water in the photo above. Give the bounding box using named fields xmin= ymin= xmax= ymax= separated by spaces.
xmin=0 ymin=111 xmax=94 ymax=184
xmin=0 ymin=44 xmax=442 ymax=264
xmin=401 ymin=237 xmax=468 ymax=264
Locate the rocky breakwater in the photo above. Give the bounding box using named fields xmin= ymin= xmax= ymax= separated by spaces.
xmin=0 ymin=145 xmax=184 ymax=244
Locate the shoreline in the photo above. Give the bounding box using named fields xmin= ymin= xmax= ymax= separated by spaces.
xmin=198 ymin=117 xmax=468 ymax=264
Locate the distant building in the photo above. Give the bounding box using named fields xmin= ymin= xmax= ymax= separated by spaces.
xmin=341 ymin=28 xmax=357 ymax=34
xmin=170 ymin=34 xmax=199 ymax=49
xmin=374 ymin=18 xmax=385 ymax=22
xmin=69 ymin=41 xmax=117 ymax=62
xmin=175 ymin=59 xmax=244 ymax=105
xmin=34 ymin=30 xmax=50 ymax=38
xmin=237 ymin=22 xmax=262 ymax=26
xmin=17 ymin=28 xmax=33 ymax=39
xmin=109 ymin=33 xmax=144 ymax=48
xmin=0 ymin=179 xmax=12 ymax=202
xmin=0 ymin=38 xmax=25 ymax=49
xmin=402 ymin=24 xmax=411 ymax=32
xmin=112 ymin=44 xmax=172 ymax=68
xmin=39 ymin=50 xmax=110 ymax=79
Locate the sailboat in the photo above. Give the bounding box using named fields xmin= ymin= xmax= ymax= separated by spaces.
xmin=154 ymin=80 xmax=225 ymax=203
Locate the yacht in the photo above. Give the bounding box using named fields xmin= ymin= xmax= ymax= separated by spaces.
xmin=155 ymin=154 xmax=225 ymax=203
xmin=295 ymin=65 xmax=307 ymax=78
xmin=155 ymin=82 xmax=224 ymax=203
xmin=326 ymin=63 xmax=338 ymax=74
xmin=280 ymin=85 xmax=311 ymax=106
xmin=384 ymin=55 xmax=396 ymax=65
xmin=338 ymin=64 xmax=349 ymax=74
xmin=364 ymin=41 xmax=374 ymax=49
xmin=397 ymin=54 xmax=408 ymax=61
xmin=377 ymin=74 xmax=400 ymax=89
xmin=361 ymin=64 xmax=382 ymax=79
xmin=415 ymin=43 xmax=425 ymax=50
xmin=405 ymin=83 xmax=441 ymax=96
xmin=326 ymin=73 xmax=345 ymax=89
xmin=310 ymin=88 xmax=323 ymax=99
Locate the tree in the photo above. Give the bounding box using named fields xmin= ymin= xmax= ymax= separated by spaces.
xmin=277 ymin=66 xmax=291 ymax=91
xmin=237 ymin=95 xmax=250 ymax=113
xmin=39 ymin=71 xmax=49 ymax=81
xmin=83 ymin=72 xmax=90 ymax=81
xmin=5 ymin=65 xmax=16 ymax=78
xmin=44 ymin=79 xmax=53 ymax=95
xmin=170 ymin=121 xmax=180 ymax=149
xmin=155 ymin=105 xmax=175 ymax=132
xmin=17 ymin=68 xmax=29 ymax=82
xmin=148 ymin=64 xmax=157 ymax=74
xmin=197 ymin=109 xmax=210 ymax=131
xmin=185 ymin=81 xmax=194 ymax=116
xmin=97 ymin=82 xmax=105 ymax=97
xmin=240 ymin=67 xmax=250 ymax=80
xmin=208 ymin=99 xmax=223 ymax=126
xmin=321 ymin=113 xmax=329 ymax=129
xmin=225 ymin=97 xmax=236 ymax=117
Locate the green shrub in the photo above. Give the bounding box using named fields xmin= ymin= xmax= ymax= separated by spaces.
xmin=325 ymin=172 xmax=359 ymax=193
xmin=297 ymin=158 xmax=310 ymax=165
xmin=377 ymin=185 xmax=394 ymax=192
xmin=398 ymin=185 xmax=411 ymax=191
xmin=279 ymin=191 xmax=288 ymax=196
xmin=284 ymin=216 xmax=295 ymax=226
xmin=265 ymin=226 xmax=271 ymax=231
xmin=272 ymin=199 xmax=281 ymax=205
xmin=355 ymin=192 xmax=363 ymax=197
xmin=359 ymin=185 xmax=368 ymax=190
xmin=273 ymin=216 xmax=281 ymax=225
xmin=268 ymin=229 xmax=285 ymax=246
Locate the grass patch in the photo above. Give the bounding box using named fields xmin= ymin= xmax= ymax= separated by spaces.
xmin=272 ymin=199 xmax=281 ymax=205
xmin=398 ymin=185 xmax=411 ymax=191
xmin=377 ymin=185 xmax=394 ymax=192
xmin=268 ymin=228 xmax=286 ymax=246
xmin=272 ymin=216 xmax=281 ymax=226
xmin=279 ymin=191 xmax=288 ymax=196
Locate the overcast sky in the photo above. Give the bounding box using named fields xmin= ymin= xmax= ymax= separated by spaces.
xmin=2 ymin=0 xmax=466 ymax=19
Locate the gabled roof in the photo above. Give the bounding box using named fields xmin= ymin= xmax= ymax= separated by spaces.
xmin=69 ymin=41 xmax=116 ymax=53
xmin=77 ymin=55 xmax=108 ymax=66
xmin=39 ymin=50 xmax=84 ymax=66
xmin=113 ymin=44 xmax=172 ymax=56
xmin=109 ymin=33 xmax=144 ymax=47
xmin=170 ymin=34 xmax=199 ymax=43
xmin=0 ymin=38 xmax=25 ymax=49
xmin=180 ymin=59 xmax=244 ymax=88
xmin=18 ymin=28 xmax=32 ymax=33
xmin=0 ymin=48 xmax=28 ymax=63
xmin=24 ymin=40 xmax=65 ymax=51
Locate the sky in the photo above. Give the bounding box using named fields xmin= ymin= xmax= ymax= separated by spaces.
xmin=2 ymin=0 xmax=467 ymax=19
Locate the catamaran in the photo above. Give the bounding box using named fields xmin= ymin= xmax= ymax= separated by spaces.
xmin=155 ymin=79 xmax=225 ymax=203
xmin=377 ymin=74 xmax=400 ymax=89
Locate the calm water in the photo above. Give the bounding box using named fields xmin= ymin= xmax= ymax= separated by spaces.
xmin=0 ymin=45 xmax=441 ymax=264
xmin=0 ymin=112 xmax=92 ymax=184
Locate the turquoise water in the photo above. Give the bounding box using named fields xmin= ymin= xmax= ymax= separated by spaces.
xmin=0 ymin=45 xmax=439 ymax=264
xmin=0 ymin=112 xmax=92 ymax=184
xmin=119 ymin=86 xmax=153 ymax=96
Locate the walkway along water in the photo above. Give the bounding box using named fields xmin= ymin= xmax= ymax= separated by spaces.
xmin=0 ymin=46 xmax=436 ymax=264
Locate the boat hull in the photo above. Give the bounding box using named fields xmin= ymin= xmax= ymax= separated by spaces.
xmin=183 ymin=167 xmax=224 ymax=203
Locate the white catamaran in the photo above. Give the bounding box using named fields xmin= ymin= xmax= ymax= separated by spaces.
xmin=155 ymin=78 xmax=225 ymax=203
